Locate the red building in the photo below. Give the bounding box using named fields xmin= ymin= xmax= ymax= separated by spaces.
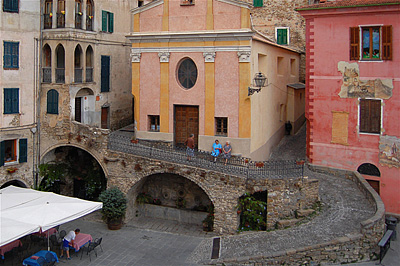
xmin=298 ymin=0 xmax=400 ymax=215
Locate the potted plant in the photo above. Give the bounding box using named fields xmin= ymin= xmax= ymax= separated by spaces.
xmin=6 ymin=167 xmax=17 ymax=174
xmin=98 ymin=187 xmax=127 ymax=230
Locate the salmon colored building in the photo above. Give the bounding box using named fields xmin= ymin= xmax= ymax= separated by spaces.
xmin=298 ymin=0 xmax=400 ymax=215
xmin=127 ymin=0 xmax=303 ymax=160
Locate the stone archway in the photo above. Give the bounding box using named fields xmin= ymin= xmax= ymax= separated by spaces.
xmin=40 ymin=145 xmax=107 ymax=200
xmin=0 ymin=179 xmax=28 ymax=188
xmin=126 ymin=173 xmax=213 ymax=231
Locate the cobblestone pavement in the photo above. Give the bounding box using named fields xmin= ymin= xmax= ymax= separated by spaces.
xmin=7 ymin=124 xmax=391 ymax=266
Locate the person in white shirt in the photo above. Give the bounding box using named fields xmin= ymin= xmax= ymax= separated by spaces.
xmin=60 ymin=229 xmax=80 ymax=260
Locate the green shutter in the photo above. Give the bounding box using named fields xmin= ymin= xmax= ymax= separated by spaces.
xmin=109 ymin=12 xmax=114 ymax=33
xmin=12 ymin=42 xmax=19 ymax=68
xmin=19 ymin=139 xmax=28 ymax=163
xmin=0 ymin=141 xmax=4 ymax=167
xmin=4 ymin=42 xmax=11 ymax=68
xmin=4 ymin=88 xmax=12 ymax=114
xmin=277 ymin=29 xmax=288 ymax=45
xmin=12 ymin=88 xmax=19 ymax=113
xmin=4 ymin=88 xmax=18 ymax=114
xmin=254 ymin=0 xmax=263 ymax=7
xmin=101 ymin=56 xmax=110 ymax=92
xmin=102 ymin=10 xmax=107 ymax=32
xmin=47 ymin=89 xmax=59 ymax=114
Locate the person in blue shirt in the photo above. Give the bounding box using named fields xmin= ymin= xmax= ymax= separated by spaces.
xmin=211 ymin=140 xmax=222 ymax=162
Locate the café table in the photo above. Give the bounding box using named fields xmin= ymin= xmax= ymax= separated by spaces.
xmin=0 ymin=239 xmax=22 ymax=259
xmin=23 ymin=250 xmax=58 ymax=266
xmin=72 ymin=233 xmax=93 ymax=252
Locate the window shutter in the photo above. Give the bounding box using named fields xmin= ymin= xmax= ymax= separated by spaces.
xmin=102 ymin=10 xmax=107 ymax=32
xmin=12 ymin=88 xmax=19 ymax=113
xmin=350 ymin=27 xmax=359 ymax=60
xmin=12 ymin=42 xmax=19 ymax=68
xmin=370 ymin=100 xmax=381 ymax=133
xmin=47 ymin=89 xmax=59 ymax=114
xmin=0 ymin=141 xmax=4 ymax=167
xmin=253 ymin=0 xmax=263 ymax=7
xmin=4 ymin=42 xmax=11 ymax=68
xmin=359 ymin=99 xmax=368 ymax=132
xmin=109 ymin=12 xmax=114 ymax=33
xmin=4 ymin=88 xmax=12 ymax=114
xmin=101 ymin=56 xmax=110 ymax=92
xmin=382 ymin=25 xmax=392 ymax=60
xmin=19 ymin=138 xmax=28 ymax=163
xmin=277 ymin=29 xmax=288 ymax=45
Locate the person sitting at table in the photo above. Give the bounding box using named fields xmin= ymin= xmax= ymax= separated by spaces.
xmin=60 ymin=228 xmax=80 ymax=260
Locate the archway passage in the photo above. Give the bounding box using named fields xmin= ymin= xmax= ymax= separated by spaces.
xmin=130 ymin=173 xmax=213 ymax=232
xmin=0 ymin=180 xmax=27 ymax=189
xmin=39 ymin=146 xmax=106 ymax=200
xmin=357 ymin=163 xmax=380 ymax=195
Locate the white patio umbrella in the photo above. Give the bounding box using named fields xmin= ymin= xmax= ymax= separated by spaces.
xmin=0 ymin=186 xmax=102 ymax=249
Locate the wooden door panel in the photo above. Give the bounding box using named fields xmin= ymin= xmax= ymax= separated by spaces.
xmin=75 ymin=98 xmax=82 ymax=122
xmin=174 ymin=105 xmax=199 ymax=148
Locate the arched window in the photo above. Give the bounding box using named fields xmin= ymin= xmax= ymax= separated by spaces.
xmin=47 ymin=89 xmax=59 ymax=114
xmin=74 ymin=45 xmax=83 ymax=83
xmin=55 ymin=44 xmax=65 ymax=83
xmin=177 ymin=58 xmax=197 ymax=89
xmin=86 ymin=45 xmax=93 ymax=82
xmin=42 ymin=44 xmax=52 ymax=83
xmin=357 ymin=163 xmax=381 ymax=177
xmin=86 ymin=0 xmax=94 ymax=31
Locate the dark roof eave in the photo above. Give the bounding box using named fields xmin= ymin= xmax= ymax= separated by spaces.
xmin=296 ymin=2 xmax=400 ymax=12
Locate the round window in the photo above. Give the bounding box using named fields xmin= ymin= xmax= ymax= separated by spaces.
xmin=177 ymin=58 xmax=197 ymax=89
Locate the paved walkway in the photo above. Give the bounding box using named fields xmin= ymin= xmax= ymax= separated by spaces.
xmin=5 ymin=125 xmax=398 ymax=266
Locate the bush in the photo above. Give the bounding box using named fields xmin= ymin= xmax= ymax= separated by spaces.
xmin=98 ymin=187 xmax=127 ymax=223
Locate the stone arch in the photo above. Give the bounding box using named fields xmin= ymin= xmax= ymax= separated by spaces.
xmin=0 ymin=179 xmax=28 ymax=189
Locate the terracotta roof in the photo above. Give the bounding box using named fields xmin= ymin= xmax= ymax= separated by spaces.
xmin=297 ymin=0 xmax=400 ymax=10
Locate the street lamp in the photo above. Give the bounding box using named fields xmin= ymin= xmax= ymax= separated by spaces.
xmin=248 ymin=72 xmax=267 ymax=96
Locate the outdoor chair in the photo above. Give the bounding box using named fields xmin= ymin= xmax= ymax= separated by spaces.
xmin=45 ymin=252 xmax=57 ymax=266
xmin=49 ymin=235 xmax=61 ymax=251
xmin=36 ymin=256 xmax=47 ymax=266
xmin=58 ymin=230 xmax=66 ymax=241
xmin=80 ymin=242 xmax=97 ymax=262
xmin=93 ymin=237 xmax=103 ymax=252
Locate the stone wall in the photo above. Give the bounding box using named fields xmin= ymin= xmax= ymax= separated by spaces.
xmin=211 ymin=165 xmax=385 ymax=265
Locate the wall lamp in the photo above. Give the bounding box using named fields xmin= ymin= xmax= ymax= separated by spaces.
xmin=248 ymin=72 xmax=267 ymax=96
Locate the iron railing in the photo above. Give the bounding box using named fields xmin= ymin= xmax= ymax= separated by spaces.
xmin=57 ymin=13 xmax=65 ymax=28
xmin=43 ymin=14 xmax=52 ymax=29
xmin=55 ymin=68 xmax=65 ymax=83
xmin=86 ymin=15 xmax=93 ymax=31
xmin=86 ymin=67 xmax=93 ymax=82
xmin=75 ymin=13 xmax=83 ymax=29
xmin=42 ymin=67 xmax=52 ymax=83
xmin=75 ymin=68 xmax=83 ymax=83
xmin=108 ymin=132 xmax=304 ymax=179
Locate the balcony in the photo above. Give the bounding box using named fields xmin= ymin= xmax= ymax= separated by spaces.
xmin=86 ymin=67 xmax=93 ymax=82
xmin=43 ymin=14 xmax=52 ymax=29
xmin=86 ymin=15 xmax=93 ymax=31
xmin=75 ymin=13 xmax=83 ymax=29
xmin=57 ymin=13 xmax=65 ymax=28
xmin=43 ymin=68 xmax=52 ymax=83
xmin=75 ymin=68 xmax=83 ymax=83
xmin=56 ymin=68 xmax=65 ymax=83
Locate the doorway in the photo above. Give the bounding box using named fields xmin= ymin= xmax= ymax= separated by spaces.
xmin=75 ymin=97 xmax=82 ymax=122
xmin=174 ymin=105 xmax=199 ymax=148
xmin=101 ymin=106 xmax=109 ymax=129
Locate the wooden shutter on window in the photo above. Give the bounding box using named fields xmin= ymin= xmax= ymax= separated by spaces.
xmin=109 ymin=12 xmax=114 ymax=33
xmin=382 ymin=25 xmax=392 ymax=60
xmin=350 ymin=27 xmax=359 ymax=60
xmin=0 ymin=141 xmax=4 ymax=167
xmin=253 ymin=0 xmax=263 ymax=7
xmin=19 ymin=138 xmax=27 ymax=163
xmin=277 ymin=29 xmax=288 ymax=45
xmin=101 ymin=56 xmax=110 ymax=92
xmin=47 ymin=89 xmax=59 ymax=114
xmin=102 ymin=10 xmax=107 ymax=31
xmin=360 ymin=99 xmax=381 ymax=134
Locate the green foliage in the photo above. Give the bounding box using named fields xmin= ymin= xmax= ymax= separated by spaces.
xmin=38 ymin=162 xmax=68 ymax=193
xmin=98 ymin=187 xmax=127 ymax=223
xmin=237 ymin=192 xmax=267 ymax=232
xmin=136 ymin=192 xmax=153 ymax=204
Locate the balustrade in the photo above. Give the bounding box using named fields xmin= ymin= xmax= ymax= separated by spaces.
xmin=55 ymin=68 xmax=65 ymax=83
xmin=57 ymin=13 xmax=65 ymax=28
xmin=75 ymin=68 xmax=83 ymax=83
xmin=43 ymin=14 xmax=52 ymax=29
xmin=86 ymin=67 xmax=93 ymax=82
xmin=42 ymin=68 xmax=52 ymax=83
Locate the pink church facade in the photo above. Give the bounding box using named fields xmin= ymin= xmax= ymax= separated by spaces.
xmin=298 ymin=0 xmax=400 ymax=215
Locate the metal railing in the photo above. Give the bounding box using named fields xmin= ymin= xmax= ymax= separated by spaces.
xmin=57 ymin=13 xmax=65 ymax=28
xmin=43 ymin=14 xmax=52 ymax=29
xmin=86 ymin=16 xmax=93 ymax=31
xmin=55 ymin=68 xmax=65 ymax=83
xmin=86 ymin=67 xmax=93 ymax=82
xmin=75 ymin=13 xmax=82 ymax=29
xmin=74 ymin=68 xmax=83 ymax=83
xmin=42 ymin=67 xmax=52 ymax=83
xmin=108 ymin=132 xmax=304 ymax=179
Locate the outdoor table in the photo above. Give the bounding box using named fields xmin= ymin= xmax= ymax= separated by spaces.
xmin=0 ymin=239 xmax=22 ymax=259
xmin=23 ymin=250 xmax=58 ymax=266
xmin=72 ymin=233 xmax=92 ymax=252
xmin=33 ymin=227 xmax=57 ymax=237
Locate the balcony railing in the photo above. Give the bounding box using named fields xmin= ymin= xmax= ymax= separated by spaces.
xmin=42 ymin=67 xmax=52 ymax=83
xmin=86 ymin=15 xmax=93 ymax=31
xmin=108 ymin=131 xmax=305 ymax=179
xmin=57 ymin=13 xmax=65 ymax=28
xmin=86 ymin=67 xmax=93 ymax=82
xmin=75 ymin=13 xmax=83 ymax=29
xmin=43 ymin=14 xmax=52 ymax=29
xmin=75 ymin=68 xmax=83 ymax=83
xmin=56 ymin=68 xmax=65 ymax=83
